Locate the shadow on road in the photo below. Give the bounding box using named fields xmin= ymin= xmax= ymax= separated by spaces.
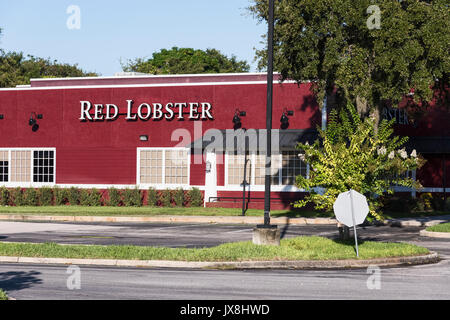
xmin=0 ymin=270 xmax=42 ymax=292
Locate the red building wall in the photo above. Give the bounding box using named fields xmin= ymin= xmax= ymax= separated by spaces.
xmin=0 ymin=80 xmax=320 ymax=187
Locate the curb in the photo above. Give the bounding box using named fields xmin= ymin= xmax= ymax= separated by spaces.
xmin=380 ymin=215 xmax=450 ymax=227
xmin=0 ymin=214 xmax=337 ymax=226
xmin=419 ymin=230 xmax=450 ymax=239
xmin=0 ymin=252 xmax=439 ymax=270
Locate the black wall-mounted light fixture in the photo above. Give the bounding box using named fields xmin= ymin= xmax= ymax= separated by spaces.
xmin=29 ymin=112 xmax=42 ymax=132
xmin=0 ymin=114 xmax=4 ymax=120
xmin=280 ymin=109 xmax=294 ymax=129
xmin=233 ymin=109 xmax=246 ymax=130
xmin=139 ymin=135 xmax=149 ymax=142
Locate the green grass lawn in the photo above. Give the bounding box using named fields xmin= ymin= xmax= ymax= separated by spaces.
xmin=0 ymin=236 xmax=429 ymax=261
xmin=426 ymin=222 xmax=450 ymax=233
xmin=0 ymin=205 xmax=447 ymax=220
xmin=0 ymin=205 xmax=330 ymax=218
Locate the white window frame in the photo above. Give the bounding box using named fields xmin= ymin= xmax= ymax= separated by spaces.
xmin=224 ymin=152 xmax=309 ymax=192
xmin=137 ymin=147 xmax=191 ymax=189
xmin=0 ymin=148 xmax=56 ymax=188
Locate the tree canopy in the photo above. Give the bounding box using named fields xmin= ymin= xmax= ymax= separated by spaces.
xmin=121 ymin=47 xmax=250 ymax=75
xmin=0 ymin=50 xmax=98 ymax=88
xmin=249 ymin=0 xmax=449 ymax=117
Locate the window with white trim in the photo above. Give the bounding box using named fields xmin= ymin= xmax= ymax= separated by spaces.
xmin=280 ymin=151 xmax=307 ymax=185
xmin=226 ymin=151 xmax=308 ymax=186
xmin=0 ymin=151 xmax=8 ymax=182
xmin=0 ymin=149 xmax=56 ymax=185
xmin=138 ymin=148 xmax=189 ymax=186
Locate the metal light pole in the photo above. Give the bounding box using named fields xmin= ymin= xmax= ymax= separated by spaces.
xmin=263 ymin=0 xmax=275 ymax=227
xmin=252 ymin=0 xmax=280 ymax=244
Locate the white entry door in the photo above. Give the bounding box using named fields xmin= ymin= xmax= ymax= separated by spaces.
xmin=204 ymin=151 xmax=217 ymax=207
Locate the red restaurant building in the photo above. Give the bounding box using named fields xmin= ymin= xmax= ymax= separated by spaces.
xmin=0 ymin=73 xmax=448 ymax=209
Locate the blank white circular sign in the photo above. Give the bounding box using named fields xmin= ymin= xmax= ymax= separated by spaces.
xmin=333 ymin=190 xmax=369 ymax=227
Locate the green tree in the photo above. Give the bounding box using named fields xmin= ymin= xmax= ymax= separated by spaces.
xmin=121 ymin=47 xmax=250 ymax=75
xmin=295 ymin=103 xmax=425 ymax=221
xmin=0 ymin=50 xmax=98 ymax=88
xmin=249 ymin=0 xmax=449 ymax=120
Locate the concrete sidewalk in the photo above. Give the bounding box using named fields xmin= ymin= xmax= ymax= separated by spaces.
xmin=0 ymin=213 xmax=449 ymax=226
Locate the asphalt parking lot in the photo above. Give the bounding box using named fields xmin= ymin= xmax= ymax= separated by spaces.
xmin=0 ymin=221 xmax=449 ymax=258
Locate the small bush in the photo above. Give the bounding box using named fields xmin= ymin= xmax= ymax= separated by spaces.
xmin=123 ymin=188 xmax=142 ymax=207
xmin=0 ymin=187 xmax=9 ymax=206
xmin=382 ymin=195 xmax=412 ymax=213
xmin=420 ymin=193 xmax=434 ymax=211
xmin=160 ymin=189 xmax=172 ymax=207
xmin=188 ymin=188 xmax=203 ymax=207
xmin=89 ymin=188 xmax=102 ymax=206
xmin=67 ymin=187 xmax=80 ymax=206
xmin=54 ymin=187 xmax=68 ymax=206
xmin=39 ymin=187 xmax=53 ymax=206
xmin=10 ymin=187 xmax=25 ymax=206
xmin=107 ymin=188 xmax=122 ymax=206
xmin=173 ymin=188 xmax=185 ymax=207
xmin=445 ymin=198 xmax=450 ymax=211
xmin=79 ymin=189 xmax=91 ymax=206
xmin=24 ymin=188 xmax=39 ymax=206
xmin=147 ymin=188 xmax=157 ymax=207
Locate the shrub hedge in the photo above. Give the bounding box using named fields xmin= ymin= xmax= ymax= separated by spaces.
xmin=0 ymin=186 xmax=204 ymax=208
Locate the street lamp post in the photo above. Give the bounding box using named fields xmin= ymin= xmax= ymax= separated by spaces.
xmin=252 ymin=0 xmax=280 ymax=245
xmin=263 ymin=0 xmax=275 ymax=227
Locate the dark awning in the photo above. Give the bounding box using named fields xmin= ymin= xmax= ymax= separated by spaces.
xmin=186 ymin=129 xmax=319 ymax=153
xmin=186 ymin=130 xmax=450 ymax=155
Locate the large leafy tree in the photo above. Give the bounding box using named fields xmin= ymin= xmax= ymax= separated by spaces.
xmin=0 ymin=50 xmax=98 ymax=88
xmin=121 ymin=47 xmax=250 ymax=75
xmin=295 ymin=103 xmax=425 ymax=221
xmin=249 ymin=0 xmax=449 ymax=120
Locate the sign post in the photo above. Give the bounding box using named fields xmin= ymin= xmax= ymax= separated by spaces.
xmin=333 ymin=189 xmax=369 ymax=257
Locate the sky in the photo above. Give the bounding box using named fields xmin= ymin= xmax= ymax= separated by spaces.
xmin=0 ymin=0 xmax=267 ymax=76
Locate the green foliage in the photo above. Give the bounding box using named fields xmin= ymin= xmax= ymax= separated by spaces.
xmin=146 ymin=188 xmax=158 ymax=207
xmin=0 ymin=49 xmax=98 ymax=88
xmin=123 ymin=188 xmax=142 ymax=207
xmin=0 ymin=187 xmax=9 ymax=206
xmin=121 ymin=47 xmax=250 ymax=75
xmin=0 ymin=289 xmax=8 ymax=300
xmin=89 ymin=189 xmax=102 ymax=207
xmin=54 ymin=187 xmax=68 ymax=206
xmin=160 ymin=189 xmax=173 ymax=207
xmin=294 ymin=103 xmax=425 ymax=220
xmin=79 ymin=189 xmax=91 ymax=206
xmin=188 ymin=188 xmax=203 ymax=207
xmin=11 ymin=187 xmax=25 ymax=206
xmin=249 ymin=0 xmax=449 ymax=113
xmin=67 ymin=187 xmax=80 ymax=206
xmin=107 ymin=188 xmax=122 ymax=207
xmin=24 ymin=188 xmax=39 ymax=206
xmin=38 ymin=187 xmax=53 ymax=206
xmin=79 ymin=189 xmax=102 ymax=207
xmin=173 ymin=188 xmax=185 ymax=207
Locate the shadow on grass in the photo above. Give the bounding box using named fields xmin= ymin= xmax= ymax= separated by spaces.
xmin=330 ymin=235 xmax=368 ymax=257
xmin=0 ymin=270 xmax=42 ymax=292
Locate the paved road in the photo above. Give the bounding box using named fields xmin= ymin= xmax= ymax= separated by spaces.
xmin=0 ymin=221 xmax=340 ymax=247
xmin=1 ymin=260 xmax=449 ymax=300
xmin=0 ymin=220 xmax=449 ymax=300
xmin=1 ymin=221 xmax=449 ymax=253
